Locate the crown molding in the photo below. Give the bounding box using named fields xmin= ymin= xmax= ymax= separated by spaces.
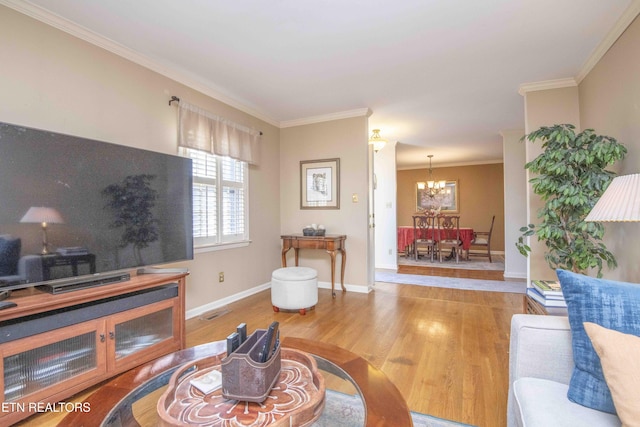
xmin=280 ymin=108 xmax=372 ymax=128
xmin=576 ymin=0 xmax=640 ymax=83
xmin=1 ymin=0 xmax=281 ymax=128
xmin=397 ymin=159 xmax=503 ymax=171
xmin=519 ymin=1 xmax=640 ymax=94
xmin=2 ymin=0 xmax=370 ymax=130
xmin=518 ymin=78 xmax=578 ymax=96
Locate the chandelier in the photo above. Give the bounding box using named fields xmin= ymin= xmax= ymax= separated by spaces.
xmin=417 ymin=155 xmax=446 ymax=197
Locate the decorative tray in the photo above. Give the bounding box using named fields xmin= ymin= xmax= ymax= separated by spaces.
xmin=157 ymin=348 xmax=326 ymax=427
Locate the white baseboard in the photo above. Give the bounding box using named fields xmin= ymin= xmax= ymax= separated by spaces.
xmin=504 ymin=270 xmax=527 ymax=280
xmin=318 ymin=281 xmax=371 ymax=294
xmin=375 ymin=263 xmax=398 ymax=270
xmin=186 ymin=281 xmax=271 ymax=319
xmin=186 ymin=279 xmax=372 ymax=319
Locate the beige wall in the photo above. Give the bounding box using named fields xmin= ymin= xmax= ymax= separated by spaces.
xmin=280 ymin=118 xmax=370 ymax=287
xmin=0 ymin=6 xmax=282 ymax=311
xmin=522 ymin=12 xmax=640 ymax=284
xmin=579 ymin=15 xmax=640 ymax=282
xmin=523 ymin=87 xmax=581 ymax=281
xmin=397 ymin=163 xmax=505 ymax=252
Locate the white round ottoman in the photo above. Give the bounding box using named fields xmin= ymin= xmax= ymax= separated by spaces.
xmin=271 ymin=267 xmax=318 ymax=315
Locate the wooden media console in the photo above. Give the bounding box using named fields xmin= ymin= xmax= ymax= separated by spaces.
xmin=0 ymin=272 xmax=188 ymax=425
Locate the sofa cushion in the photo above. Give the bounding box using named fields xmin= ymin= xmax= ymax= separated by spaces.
xmin=0 ymin=237 xmax=21 ymax=276
xmin=513 ymin=378 xmax=620 ymax=427
xmin=584 ymin=322 xmax=640 ymax=426
xmin=557 ymin=269 xmax=640 ymax=414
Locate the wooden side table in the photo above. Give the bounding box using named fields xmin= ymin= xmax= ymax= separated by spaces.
xmin=280 ymin=234 xmax=346 ymax=297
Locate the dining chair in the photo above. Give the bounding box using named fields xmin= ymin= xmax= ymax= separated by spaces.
xmin=412 ymin=215 xmax=438 ymax=262
xmin=437 ymin=215 xmax=463 ymax=263
xmin=468 ymin=215 xmax=495 ymax=262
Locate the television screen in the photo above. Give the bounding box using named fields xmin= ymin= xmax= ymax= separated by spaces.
xmin=0 ymin=122 xmax=193 ymax=291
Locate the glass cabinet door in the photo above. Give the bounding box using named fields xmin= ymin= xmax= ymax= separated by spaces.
xmin=2 ymin=320 xmax=105 ymax=402
xmin=108 ymin=299 xmax=180 ymax=371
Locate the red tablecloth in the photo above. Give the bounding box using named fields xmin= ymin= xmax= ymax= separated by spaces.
xmin=397 ymin=226 xmax=474 ymax=252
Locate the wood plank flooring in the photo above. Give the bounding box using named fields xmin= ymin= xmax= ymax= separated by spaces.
xmin=186 ymin=282 xmax=524 ymax=427
xmin=397 ymin=264 xmax=505 ymax=281
xmin=16 ymin=281 xmax=525 ymax=427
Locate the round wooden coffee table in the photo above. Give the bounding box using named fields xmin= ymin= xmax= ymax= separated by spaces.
xmin=59 ymin=337 xmax=413 ymax=427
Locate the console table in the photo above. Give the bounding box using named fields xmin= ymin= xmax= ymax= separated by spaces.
xmin=281 ymin=234 xmax=346 ymax=297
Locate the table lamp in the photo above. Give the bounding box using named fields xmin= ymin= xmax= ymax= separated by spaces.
xmin=585 ymin=173 xmax=640 ymax=222
xmin=20 ymin=206 xmax=65 ymax=254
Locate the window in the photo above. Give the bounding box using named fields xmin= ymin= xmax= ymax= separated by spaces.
xmin=181 ymin=148 xmax=248 ymax=249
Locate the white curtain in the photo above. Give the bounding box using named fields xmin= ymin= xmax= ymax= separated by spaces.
xmin=178 ymin=101 xmax=260 ymax=165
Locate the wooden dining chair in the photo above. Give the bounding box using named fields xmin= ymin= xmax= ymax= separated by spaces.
xmin=437 ymin=215 xmax=463 ymax=263
xmin=469 ymin=215 xmax=495 ymax=262
xmin=412 ymin=215 xmax=438 ymax=262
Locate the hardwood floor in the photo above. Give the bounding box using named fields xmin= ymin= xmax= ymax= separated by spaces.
xmin=397 ymin=264 xmax=505 ymax=281
xmin=186 ymin=282 xmax=523 ymax=427
xmin=17 ymin=281 xmax=524 ymax=427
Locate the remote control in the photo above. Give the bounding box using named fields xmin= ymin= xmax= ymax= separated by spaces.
xmin=0 ymin=301 xmax=17 ymax=310
xmin=259 ymin=321 xmax=279 ymax=363
xmin=226 ymin=332 xmax=240 ymax=354
xmin=236 ymin=323 xmax=247 ymax=344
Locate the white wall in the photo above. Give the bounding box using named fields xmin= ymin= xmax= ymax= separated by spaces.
xmin=374 ymin=141 xmax=398 ymax=270
xmin=501 ymin=130 xmax=527 ymax=280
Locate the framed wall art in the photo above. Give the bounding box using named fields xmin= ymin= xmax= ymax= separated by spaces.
xmin=416 ymin=180 xmax=459 ymax=213
xmin=300 ymin=158 xmax=340 ymax=209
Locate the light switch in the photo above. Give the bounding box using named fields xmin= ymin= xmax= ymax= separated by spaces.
xmin=352 ymin=193 xmax=359 ymax=203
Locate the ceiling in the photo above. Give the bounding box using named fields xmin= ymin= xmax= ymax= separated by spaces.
xmin=4 ymin=0 xmax=636 ymax=169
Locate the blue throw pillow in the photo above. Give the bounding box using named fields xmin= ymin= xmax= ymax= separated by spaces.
xmin=0 ymin=237 xmax=21 ymax=276
xmin=557 ymin=269 xmax=640 ymax=414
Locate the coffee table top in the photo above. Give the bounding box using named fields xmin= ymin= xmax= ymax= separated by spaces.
xmin=59 ymin=337 xmax=412 ymax=427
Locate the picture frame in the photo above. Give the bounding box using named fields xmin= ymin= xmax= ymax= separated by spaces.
xmin=416 ymin=180 xmax=459 ymax=213
xmin=300 ymin=158 xmax=340 ymax=209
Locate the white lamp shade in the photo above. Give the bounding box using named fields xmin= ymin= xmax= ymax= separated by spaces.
xmin=20 ymin=207 xmax=64 ymax=224
xmin=585 ymin=173 xmax=640 ymax=222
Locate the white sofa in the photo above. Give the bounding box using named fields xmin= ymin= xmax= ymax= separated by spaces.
xmin=507 ymin=314 xmax=621 ymax=427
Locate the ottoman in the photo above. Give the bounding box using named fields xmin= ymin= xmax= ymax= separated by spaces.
xmin=271 ymin=267 xmax=318 ymax=315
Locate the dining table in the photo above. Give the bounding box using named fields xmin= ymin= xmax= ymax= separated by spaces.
xmin=397 ymin=225 xmax=475 ymax=258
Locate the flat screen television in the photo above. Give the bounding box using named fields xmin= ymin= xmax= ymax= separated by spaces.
xmin=0 ymin=122 xmax=193 ymax=292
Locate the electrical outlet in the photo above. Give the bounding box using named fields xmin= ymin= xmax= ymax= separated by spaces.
xmin=219 ymin=272 xmax=224 ymax=282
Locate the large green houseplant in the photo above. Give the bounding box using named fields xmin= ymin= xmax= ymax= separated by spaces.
xmin=516 ymin=124 xmax=627 ymax=277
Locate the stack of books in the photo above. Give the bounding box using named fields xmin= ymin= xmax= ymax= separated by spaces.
xmin=527 ymin=279 xmax=566 ymax=308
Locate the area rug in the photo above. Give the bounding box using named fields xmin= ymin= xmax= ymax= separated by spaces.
xmin=312 ymin=390 xmax=475 ymax=426
xmin=375 ymin=270 xmax=527 ymax=294
xmin=398 ymin=254 xmax=505 ymax=271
